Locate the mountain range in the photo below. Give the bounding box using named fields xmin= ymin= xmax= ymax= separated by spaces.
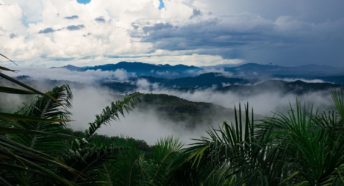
xmin=60 ymin=61 xmax=344 ymax=79
xmin=62 ymin=62 xmax=200 ymax=78
xmin=52 ymin=61 xmax=344 ymax=92
xmin=225 ymin=63 xmax=344 ymax=78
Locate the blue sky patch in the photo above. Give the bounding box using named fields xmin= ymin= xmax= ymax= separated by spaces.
xmin=159 ymin=0 xmax=165 ymax=9
xmin=77 ymin=0 xmax=91 ymax=5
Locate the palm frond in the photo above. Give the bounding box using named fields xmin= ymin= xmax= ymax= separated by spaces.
xmin=0 ymin=65 xmax=15 ymax=72
xmin=185 ymin=103 xmax=270 ymax=185
xmin=332 ymin=90 xmax=344 ymax=121
xmin=9 ymin=85 xmax=73 ymax=155
xmin=0 ymin=86 xmax=36 ymax=94
xmin=261 ymin=100 xmax=344 ymax=185
xmin=61 ymin=138 xmax=121 ymax=185
xmin=0 ymin=53 xmax=17 ymax=65
xmin=85 ymin=92 xmax=141 ymax=138
xmin=0 ymin=136 xmax=75 ymax=185
xmin=0 ymin=72 xmax=45 ymax=96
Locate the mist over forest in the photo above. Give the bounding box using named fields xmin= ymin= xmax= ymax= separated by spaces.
xmin=1 ymin=0 xmax=344 ymax=185
xmin=2 ymin=65 xmax=337 ymax=144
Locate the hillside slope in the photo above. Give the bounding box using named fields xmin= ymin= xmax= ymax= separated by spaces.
xmin=136 ymin=93 xmax=236 ymax=128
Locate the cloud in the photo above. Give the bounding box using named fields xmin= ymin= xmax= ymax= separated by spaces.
xmin=137 ymin=16 xmax=271 ymax=51
xmin=190 ymin=8 xmax=202 ymax=19
xmin=68 ymin=85 xmax=210 ymax=145
xmin=112 ymin=51 xmax=244 ymax=66
xmin=10 ymin=67 xmax=132 ymax=83
xmin=136 ymin=12 xmax=344 ymax=65
xmin=38 ymin=27 xmax=55 ymax=34
xmin=67 ymin=78 xmax=334 ymax=144
xmin=3 ymin=68 xmax=335 ymax=144
xmin=66 ymin=24 xmax=85 ymax=31
xmin=0 ymin=0 xmax=159 ymax=63
xmin=94 ymin=16 xmax=105 ymax=23
xmin=38 ymin=24 xmax=85 ymax=34
xmin=135 ymin=82 xmax=333 ymax=116
xmin=272 ymin=78 xmax=327 ymax=84
xmin=113 ymin=69 xmax=129 ymax=81
xmin=64 ymin=15 xmax=79 ymax=20
xmin=0 ymin=0 xmax=344 ymax=67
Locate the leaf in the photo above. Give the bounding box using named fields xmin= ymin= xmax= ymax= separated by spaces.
xmin=0 ymin=72 xmax=45 ymax=96
xmin=12 ymin=85 xmax=73 ymax=154
xmin=85 ymin=92 xmax=141 ymax=138
xmin=0 ymin=112 xmax=64 ymax=123
xmin=0 ymin=86 xmax=34 ymax=94
xmin=0 ymin=65 xmax=15 ymax=72
xmin=0 ymin=126 xmax=72 ymax=138
xmin=0 ymin=137 xmax=76 ymax=185
xmin=332 ymin=90 xmax=344 ymax=121
xmin=0 ymin=53 xmax=17 ymax=65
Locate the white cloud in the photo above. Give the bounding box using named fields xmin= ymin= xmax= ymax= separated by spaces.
xmin=9 ymin=67 xmax=132 ymax=83
xmin=118 ymin=52 xmax=244 ymax=66
xmin=113 ymin=69 xmax=129 ymax=81
xmin=0 ymin=0 xmax=158 ymax=62
xmin=136 ymin=78 xmax=151 ymax=90
xmin=67 ymin=80 xmax=333 ymax=144
xmin=0 ymin=3 xmax=24 ymax=32
xmin=2 ymin=67 xmax=335 ymax=144
xmin=272 ymin=78 xmax=327 ymax=84
xmin=1 ymin=0 xmax=222 ymax=66
xmin=1 ymin=0 xmax=343 ymax=67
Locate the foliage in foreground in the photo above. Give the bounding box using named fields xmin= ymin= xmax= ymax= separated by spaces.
xmin=2 ymin=59 xmax=344 ymax=185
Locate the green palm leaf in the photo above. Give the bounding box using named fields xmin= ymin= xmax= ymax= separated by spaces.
xmin=9 ymin=85 xmax=73 ymax=155
xmin=85 ymin=92 xmax=141 ymax=138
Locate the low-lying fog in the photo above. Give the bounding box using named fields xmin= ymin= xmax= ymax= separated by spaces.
xmin=2 ymin=68 xmax=335 ymax=144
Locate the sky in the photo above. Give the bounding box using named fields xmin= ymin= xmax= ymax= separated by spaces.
xmin=0 ymin=0 xmax=343 ymax=67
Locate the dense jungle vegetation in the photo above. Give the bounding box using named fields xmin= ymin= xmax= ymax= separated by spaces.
xmin=2 ymin=60 xmax=344 ymax=185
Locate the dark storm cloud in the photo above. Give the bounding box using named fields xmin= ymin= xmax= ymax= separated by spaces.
xmin=139 ymin=21 xmax=258 ymax=50
xmin=135 ymin=13 xmax=344 ymax=66
xmin=137 ymin=19 xmax=288 ymax=56
xmin=203 ymin=0 xmax=344 ymax=23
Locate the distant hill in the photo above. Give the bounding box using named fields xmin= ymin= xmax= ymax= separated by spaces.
xmin=136 ymin=94 xmax=236 ymax=128
xmin=60 ymin=61 xmax=201 ymax=78
xmin=224 ymin=63 xmax=344 ymax=78
xmin=100 ymin=73 xmax=339 ymax=93
xmin=220 ymin=80 xmax=340 ymax=95
xmin=60 ymin=62 xmax=344 ymax=83
xmin=319 ymin=76 xmax=344 ymax=86
xmin=139 ymin=73 xmax=250 ymax=90
xmin=16 ymin=72 xmax=341 ymax=94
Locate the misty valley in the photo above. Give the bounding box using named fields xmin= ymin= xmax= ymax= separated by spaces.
xmin=2 ymin=61 xmax=344 ymax=185
xmin=1 ymin=0 xmax=344 ymax=184
xmin=3 ymin=62 xmax=342 ymax=143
